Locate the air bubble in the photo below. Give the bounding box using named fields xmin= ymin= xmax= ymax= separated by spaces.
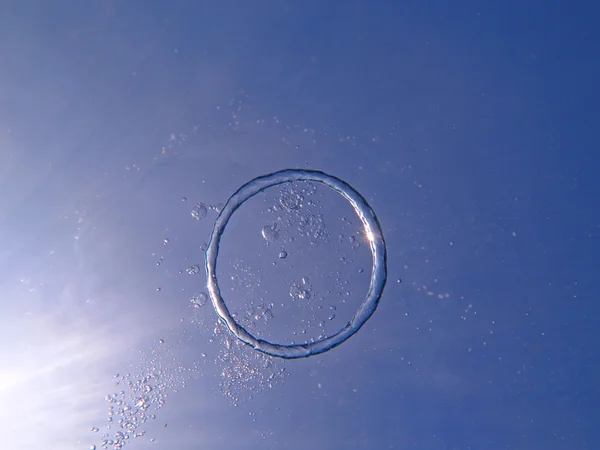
xmin=278 ymin=250 xmax=288 ymax=259
xmin=289 ymin=283 xmax=311 ymax=300
xmin=279 ymin=187 xmax=304 ymax=211
xmin=261 ymin=224 xmax=279 ymax=242
xmin=204 ymin=169 xmax=387 ymax=359
xmin=289 ymin=284 xmax=301 ymax=299
xmin=191 ymin=202 xmax=208 ymax=220
xmin=186 ymin=265 xmax=200 ymax=275
xmin=191 ymin=292 xmax=208 ymax=308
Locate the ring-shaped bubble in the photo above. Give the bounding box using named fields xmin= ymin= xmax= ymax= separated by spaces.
xmin=205 ymin=169 xmax=387 ymax=359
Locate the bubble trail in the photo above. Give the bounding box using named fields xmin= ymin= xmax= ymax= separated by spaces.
xmin=205 ymin=169 xmax=387 ymax=359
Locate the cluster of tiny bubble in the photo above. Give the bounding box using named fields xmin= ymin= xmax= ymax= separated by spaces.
xmin=261 ymin=182 xmax=328 ymax=252
xmin=285 ymin=276 xmax=341 ymax=342
xmin=235 ymin=301 xmax=276 ymax=335
xmin=213 ymin=322 xmax=287 ymax=406
xmin=90 ymin=344 xmax=193 ymax=449
xmin=229 ymin=259 xmax=264 ymax=290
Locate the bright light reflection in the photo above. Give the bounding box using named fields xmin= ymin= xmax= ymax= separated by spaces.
xmin=365 ymin=229 xmax=376 ymax=243
xmin=0 ymin=292 xmax=129 ymax=450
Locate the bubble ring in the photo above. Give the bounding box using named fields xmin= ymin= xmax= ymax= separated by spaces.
xmin=205 ymin=169 xmax=387 ymax=359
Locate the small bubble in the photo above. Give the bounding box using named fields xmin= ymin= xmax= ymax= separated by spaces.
xmin=328 ymin=314 xmax=336 ymax=321
xmin=278 ymin=250 xmax=288 ymax=259
xmin=89 ymin=446 xmax=97 ymax=450
xmin=191 ymin=202 xmax=208 ymax=220
xmin=290 ymin=281 xmax=312 ymax=301
xmin=181 ymin=196 xmax=188 ymax=202
xmin=163 ymin=238 xmax=169 ymax=245
xmin=91 ymin=427 xmax=99 ymax=432
xmin=191 ymin=292 xmax=208 ymax=308
xmin=349 ymin=235 xmax=356 ymax=243
xmin=156 ymin=287 xmax=162 ymax=292
xmin=186 ymin=265 xmax=200 ymax=275
xmin=200 ymin=243 xmax=208 ymax=252
xmin=159 ymin=339 xmax=164 ymax=344
xmin=261 ymin=224 xmax=279 ymax=242
xmin=358 ymin=268 xmax=364 ymax=273
xmin=397 ymin=279 xmax=403 ymax=284
xmin=280 ymin=189 xmax=304 ymax=211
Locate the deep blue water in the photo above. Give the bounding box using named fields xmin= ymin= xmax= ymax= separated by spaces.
xmin=0 ymin=1 xmax=598 ymax=449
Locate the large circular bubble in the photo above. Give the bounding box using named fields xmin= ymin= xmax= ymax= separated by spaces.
xmin=205 ymin=169 xmax=387 ymax=359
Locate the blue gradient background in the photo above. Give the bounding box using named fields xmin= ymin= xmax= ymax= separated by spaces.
xmin=0 ymin=1 xmax=598 ymax=449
